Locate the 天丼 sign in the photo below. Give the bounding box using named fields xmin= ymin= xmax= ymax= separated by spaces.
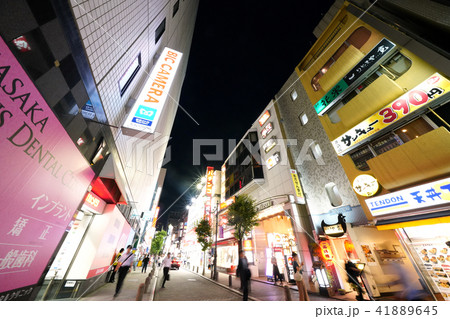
xmin=332 ymin=73 xmax=450 ymax=155
xmin=314 ymin=38 xmax=396 ymax=115
xmin=365 ymin=176 xmax=450 ymax=217
xmin=0 ymin=36 xmax=94 ymax=296
xmin=122 ymin=47 xmax=182 ymax=135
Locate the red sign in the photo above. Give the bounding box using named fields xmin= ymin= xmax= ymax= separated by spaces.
xmin=258 ymin=110 xmax=270 ymax=126
xmin=320 ymin=241 xmax=334 ymax=261
xmin=83 ymin=192 xmax=106 ymax=214
xmin=205 ymin=167 xmax=214 ymax=197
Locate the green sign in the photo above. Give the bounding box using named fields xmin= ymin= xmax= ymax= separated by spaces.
xmin=313 ymin=79 xmax=349 ymax=114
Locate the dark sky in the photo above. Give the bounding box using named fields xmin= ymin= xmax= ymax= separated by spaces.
xmin=157 ymin=0 xmax=335 ymax=228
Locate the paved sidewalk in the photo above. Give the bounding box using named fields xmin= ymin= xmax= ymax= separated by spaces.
xmin=79 ymin=268 xmax=155 ymax=301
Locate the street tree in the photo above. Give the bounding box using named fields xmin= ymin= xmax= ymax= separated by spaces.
xmin=195 ymin=218 xmax=212 ymax=275
xmin=227 ymin=194 xmax=259 ymax=253
xmin=150 ymin=230 xmax=167 ymax=256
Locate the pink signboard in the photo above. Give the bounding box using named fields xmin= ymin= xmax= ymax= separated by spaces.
xmin=0 ymin=36 xmax=95 ymax=294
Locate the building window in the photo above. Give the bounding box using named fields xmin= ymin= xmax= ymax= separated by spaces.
xmin=155 ymin=19 xmax=166 ymax=44
xmin=173 ymin=0 xmax=180 ymax=17
xmin=118 ymin=53 xmax=141 ymax=96
xmin=311 ymin=27 xmax=371 ymax=91
xmin=299 ymin=113 xmax=308 ymax=126
xmin=349 ymin=116 xmax=434 ymax=170
xmin=290 ymin=90 xmax=298 ymax=101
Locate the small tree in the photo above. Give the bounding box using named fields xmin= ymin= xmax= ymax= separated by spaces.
xmin=227 ymin=194 xmax=259 ymax=253
xmin=150 ymin=230 xmax=167 ymax=256
xmin=195 ymin=218 xmax=212 ymax=275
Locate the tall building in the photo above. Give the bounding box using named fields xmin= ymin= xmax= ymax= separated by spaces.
xmin=294 ymin=0 xmax=450 ymax=300
xmin=0 ymin=0 xmax=198 ymax=300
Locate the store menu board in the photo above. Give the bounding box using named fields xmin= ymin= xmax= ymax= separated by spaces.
xmin=414 ymin=243 xmax=450 ymax=301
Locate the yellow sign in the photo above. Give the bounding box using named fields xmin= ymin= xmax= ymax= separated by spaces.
xmin=332 ymin=73 xmax=450 ymax=155
xmin=290 ymin=169 xmax=305 ymax=203
xmin=353 ymin=174 xmax=379 ymax=197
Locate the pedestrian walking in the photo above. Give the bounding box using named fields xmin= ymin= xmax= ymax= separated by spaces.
xmin=292 ymin=252 xmax=309 ymax=301
xmin=109 ymin=248 xmax=124 ymax=283
xmin=345 ymin=259 xmax=364 ymax=301
xmin=114 ymin=245 xmax=135 ymax=297
xmin=271 ymin=254 xmax=281 ymax=284
xmin=161 ymin=252 xmax=172 ymax=288
xmin=236 ymin=250 xmax=251 ymax=301
xmin=142 ymin=254 xmax=150 ymax=273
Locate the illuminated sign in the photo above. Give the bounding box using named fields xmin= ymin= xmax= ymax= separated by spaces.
xmin=263 ymin=137 xmax=277 ymax=153
xmin=243 ymin=240 xmax=253 ymax=251
xmin=258 ymin=110 xmax=271 ymax=126
xmin=321 ymin=213 xmax=347 ymax=237
xmin=261 ymin=122 xmax=273 ymax=139
xmin=365 ymin=176 xmax=450 ymax=217
xmin=353 ymin=174 xmax=379 ymax=197
xmin=205 ymin=167 xmax=214 ymax=197
xmin=256 ymin=200 xmax=272 ymax=211
xmin=320 ymin=241 xmax=334 ymax=261
xmin=314 ymin=38 xmax=396 ymax=115
xmin=332 ymin=73 xmax=450 ymax=155
xmin=220 ymin=196 xmax=235 ymax=210
xmin=266 ymin=152 xmax=280 ymax=169
xmin=83 ymin=192 xmax=106 ymax=213
xmin=152 ymin=207 xmax=160 ymax=228
xmin=122 ymin=47 xmax=182 ymax=134
xmin=290 ymin=169 xmax=305 ymax=203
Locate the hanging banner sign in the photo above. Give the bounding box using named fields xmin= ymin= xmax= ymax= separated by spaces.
xmin=365 ymin=176 xmax=450 ymax=217
xmin=122 ymin=47 xmax=182 ymax=135
xmin=290 ymin=169 xmax=305 ymax=204
xmin=314 ymin=38 xmax=396 ymax=115
xmin=332 ymin=73 xmax=450 ymax=155
xmin=205 ymin=166 xmax=214 ymax=197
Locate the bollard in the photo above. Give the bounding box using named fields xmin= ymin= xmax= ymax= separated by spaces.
xmin=228 ymin=275 xmax=232 ymax=287
xmin=144 ymin=276 xmax=151 ymax=293
xmin=149 ymin=268 xmax=155 ymax=279
xmin=284 ymin=285 xmax=292 ymax=301
xmin=197 ymin=266 xmax=199 ymax=273
xmin=136 ymin=283 xmax=145 ymax=301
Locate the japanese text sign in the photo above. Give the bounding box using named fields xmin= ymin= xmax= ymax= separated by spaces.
xmin=0 ymin=36 xmax=94 ymax=294
xmin=332 ymin=73 xmax=450 ymax=155
xmin=205 ymin=166 xmax=214 ymax=197
xmin=290 ymin=169 xmax=305 ymax=203
xmin=365 ymin=176 xmax=450 ymax=217
xmin=258 ymin=110 xmax=271 ymax=126
xmin=122 ymin=47 xmax=182 ymax=134
xmin=314 ymin=38 xmax=396 ymax=115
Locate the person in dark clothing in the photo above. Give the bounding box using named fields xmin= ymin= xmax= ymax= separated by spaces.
xmin=114 ymin=245 xmax=135 ymax=297
xmin=345 ymin=259 xmax=364 ymax=301
xmin=236 ymin=250 xmax=251 ymax=301
xmin=142 ymin=254 xmax=150 ymax=273
xmin=271 ymin=255 xmax=281 ymax=284
xmin=109 ymin=248 xmax=124 ymax=283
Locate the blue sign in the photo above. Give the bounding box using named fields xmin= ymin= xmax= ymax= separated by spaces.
xmin=132 ymin=117 xmax=152 ymax=127
xmin=134 ymin=105 xmax=157 ymax=121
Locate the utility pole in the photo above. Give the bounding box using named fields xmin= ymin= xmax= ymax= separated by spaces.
xmin=213 ymin=200 xmax=219 ymax=280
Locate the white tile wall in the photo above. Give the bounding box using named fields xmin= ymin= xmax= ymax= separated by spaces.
xmin=70 ymin=0 xmax=199 ymax=212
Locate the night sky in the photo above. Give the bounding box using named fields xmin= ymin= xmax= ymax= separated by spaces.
xmin=157 ymin=0 xmax=335 ymax=228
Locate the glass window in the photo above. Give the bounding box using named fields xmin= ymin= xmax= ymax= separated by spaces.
xmin=299 ymin=113 xmax=308 ymax=126
xmin=155 ymin=19 xmax=166 ymax=44
xmin=173 ymin=0 xmax=180 ymax=17
xmin=350 ymin=146 xmax=374 ymax=171
xmin=394 ymin=117 xmax=434 ymax=143
xmin=311 ymin=27 xmax=371 ymax=91
xmin=119 ymin=53 xmax=141 ymax=96
xmin=378 ymin=53 xmax=412 ymax=81
xmin=290 ymin=90 xmax=298 ymax=101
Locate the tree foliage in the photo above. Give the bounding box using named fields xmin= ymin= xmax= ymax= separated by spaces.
xmin=150 ymin=230 xmax=167 ymax=255
xmin=227 ymin=194 xmax=259 ymax=251
xmin=195 ymin=218 xmax=212 ymax=252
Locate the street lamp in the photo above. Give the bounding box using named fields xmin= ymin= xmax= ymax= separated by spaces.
xmin=213 ymin=201 xmax=219 ymax=280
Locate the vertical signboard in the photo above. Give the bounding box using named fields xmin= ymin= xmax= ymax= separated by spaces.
xmin=0 ymin=36 xmax=95 ymax=299
xmin=122 ymin=47 xmax=182 ymax=135
xmin=290 ymin=169 xmax=305 ymax=204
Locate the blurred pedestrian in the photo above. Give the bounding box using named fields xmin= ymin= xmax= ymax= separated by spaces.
xmin=390 ymin=262 xmax=428 ymax=300
xmin=161 ymin=252 xmax=172 ymax=288
xmin=142 ymin=254 xmax=150 ymax=273
xmin=271 ymin=254 xmax=281 ymax=284
xmin=292 ymin=252 xmax=309 ymax=301
xmin=109 ymin=248 xmax=124 ymax=283
xmin=236 ymin=250 xmax=251 ymax=301
xmin=345 ymin=259 xmax=364 ymax=301
xmin=114 ymin=245 xmax=135 ymax=297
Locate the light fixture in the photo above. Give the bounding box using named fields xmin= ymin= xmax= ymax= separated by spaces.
xmin=196 ymin=183 xmax=202 ymax=190
xmin=191 ymin=197 xmax=196 ymax=203
xmin=401 ymin=129 xmax=407 ymax=132
xmin=186 ymin=205 xmax=191 ymax=210
xmin=201 ymin=176 xmax=207 ymax=184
